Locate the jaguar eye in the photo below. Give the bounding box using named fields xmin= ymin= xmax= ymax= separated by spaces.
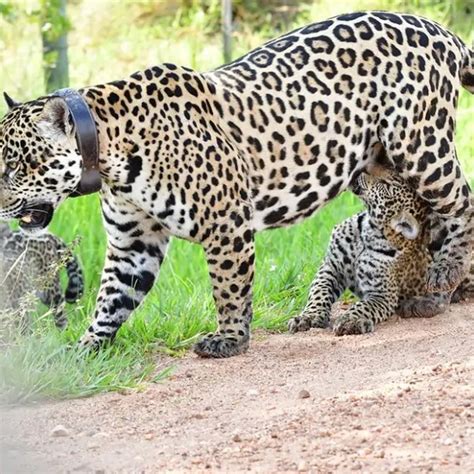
xmin=6 ymin=160 xmax=18 ymax=170
xmin=4 ymin=160 xmax=19 ymax=176
xmin=3 ymin=158 xmax=19 ymax=180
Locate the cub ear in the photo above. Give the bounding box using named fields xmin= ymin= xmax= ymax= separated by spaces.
xmin=3 ymin=92 xmax=20 ymax=110
xmin=390 ymin=210 xmax=420 ymax=240
xmin=37 ymin=97 xmax=74 ymax=138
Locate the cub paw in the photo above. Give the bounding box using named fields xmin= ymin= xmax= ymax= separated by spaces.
xmin=397 ymin=296 xmax=446 ymax=318
xmin=288 ymin=315 xmax=311 ymax=333
xmin=194 ymin=332 xmax=249 ymax=358
xmin=451 ymin=281 xmax=474 ymax=303
xmin=333 ymin=314 xmax=374 ymax=336
xmin=427 ymin=260 xmax=466 ymax=293
xmin=287 ymin=313 xmax=329 ymax=333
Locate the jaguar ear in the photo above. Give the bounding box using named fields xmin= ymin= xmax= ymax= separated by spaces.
xmin=38 ymin=97 xmax=73 ymax=138
xmin=3 ymin=92 xmax=20 ymax=110
xmin=390 ymin=210 xmax=420 ymax=240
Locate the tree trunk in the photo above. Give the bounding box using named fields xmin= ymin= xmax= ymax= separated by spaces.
xmin=222 ymin=0 xmax=232 ymax=63
xmin=42 ymin=0 xmax=69 ymax=92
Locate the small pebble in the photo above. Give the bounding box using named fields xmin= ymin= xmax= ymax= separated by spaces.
xmin=232 ymin=434 xmax=242 ymax=442
xmin=51 ymin=425 xmax=69 ymax=437
xmin=298 ymin=389 xmax=311 ymax=399
xmin=297 ymin=460 xmax=308 ymax=471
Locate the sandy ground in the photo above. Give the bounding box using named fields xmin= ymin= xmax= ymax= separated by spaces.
xmin=1 ymin=301 xmax=473 ymax=473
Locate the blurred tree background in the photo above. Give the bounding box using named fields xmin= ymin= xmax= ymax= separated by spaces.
xmin=0 ymin=0 xmax=472 ymax=106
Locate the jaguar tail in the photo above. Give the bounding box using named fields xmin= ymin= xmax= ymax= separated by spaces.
xmin=461 ymin=47 xmax=474 ymax=94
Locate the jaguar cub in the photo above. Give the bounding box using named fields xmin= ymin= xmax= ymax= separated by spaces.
xmin=0 ymin=224 xmax=84 ymax=329
xmin=288 ymin=166 xmax=466 ymax=336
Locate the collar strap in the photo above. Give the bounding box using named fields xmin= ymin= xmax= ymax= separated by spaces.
xmin=53 ymin=88 xmax=101 ymax=197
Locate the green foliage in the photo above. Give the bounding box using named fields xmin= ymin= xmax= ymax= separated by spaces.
xmin=39 ymin=0 xmax=70 ymax=38
xmin=0 ymin=1 xmax=15 ymax=20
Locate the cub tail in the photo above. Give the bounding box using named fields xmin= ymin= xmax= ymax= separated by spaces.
xmin=65 ymin=252 xmax=84 ymax=303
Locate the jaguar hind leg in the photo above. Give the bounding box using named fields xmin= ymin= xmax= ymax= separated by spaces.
xmin=427 ymin=197 xmax=473 ymax=293
xmin=381 ymin=103 xmax=471 ymax=292
xmin=194 ymin=218 xmax=255 ymax=358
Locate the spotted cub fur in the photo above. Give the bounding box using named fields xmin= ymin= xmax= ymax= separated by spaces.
xmin=288 ymin=166 xmax=472 ymax=335
xmin=0 ymin=224 xmax=83 ymax=329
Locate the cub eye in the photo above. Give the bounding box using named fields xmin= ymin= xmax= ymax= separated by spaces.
xmin=375 ymin=183 xmax=393 ymax=196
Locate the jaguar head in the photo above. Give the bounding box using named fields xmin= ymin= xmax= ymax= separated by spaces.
xmin=351 ymin=165 xmax=428 ymax=241
xmin=0 ymin=93 xmax=82 ymax=234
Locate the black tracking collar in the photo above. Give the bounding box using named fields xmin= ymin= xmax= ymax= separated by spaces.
xmin=54 ymin=88 xmax=101 ymax=197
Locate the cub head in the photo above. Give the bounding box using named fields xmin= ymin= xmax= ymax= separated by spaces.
xmin=0 ymin=93 xmax=82 ymax=234
xmin=351 ymin=165 xmax=428 ymax=241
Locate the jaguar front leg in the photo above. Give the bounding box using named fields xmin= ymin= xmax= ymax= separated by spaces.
xmin=333 ymin=260 xmax=398 ymax=336
xmin=288 ymin=219 xmax=355 ymax=333
xmin=194 ymin=221 xmax=255 ymax=358
xmin=79 ymin=200 xmax=169 ymax=350
xmin=333 ymin=289 xmax=398 ymax=336
xmin=288 ymin=259 xmax=345 ymax=333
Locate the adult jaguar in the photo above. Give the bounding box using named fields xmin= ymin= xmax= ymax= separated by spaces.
xmin=0 ymin=11 xmax=472 ymax=357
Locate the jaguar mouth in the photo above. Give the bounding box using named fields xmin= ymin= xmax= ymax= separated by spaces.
xmin=17 ymin=203 xmax=54 ymax=230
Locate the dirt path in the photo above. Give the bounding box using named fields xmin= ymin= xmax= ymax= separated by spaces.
xmin=1 ymin=302 xmax=473 ymax=473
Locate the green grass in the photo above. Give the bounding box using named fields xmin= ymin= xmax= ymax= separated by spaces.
xmin=0 ymin=192 xmax=362 ymax=403
xmin=0 ymin=0 xmax=473 ymax=403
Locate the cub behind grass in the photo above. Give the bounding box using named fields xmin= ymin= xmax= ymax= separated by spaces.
xmin=0 ymin=224 xmax=84 ymax=330
xmin=288 ymin=166 xmax=473 ymax=336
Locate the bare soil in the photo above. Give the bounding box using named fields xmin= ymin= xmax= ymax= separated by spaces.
xmin=1 ymin=301 xmax=473 ymax=473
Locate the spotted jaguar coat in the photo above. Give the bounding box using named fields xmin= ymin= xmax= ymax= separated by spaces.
xmin=288 ymin=166 xmax=473 ymax=336
xmin=0 ymin=224 xmax=83 ymax=329
xmin=0 ymin=12 xmax=472 ymax=357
